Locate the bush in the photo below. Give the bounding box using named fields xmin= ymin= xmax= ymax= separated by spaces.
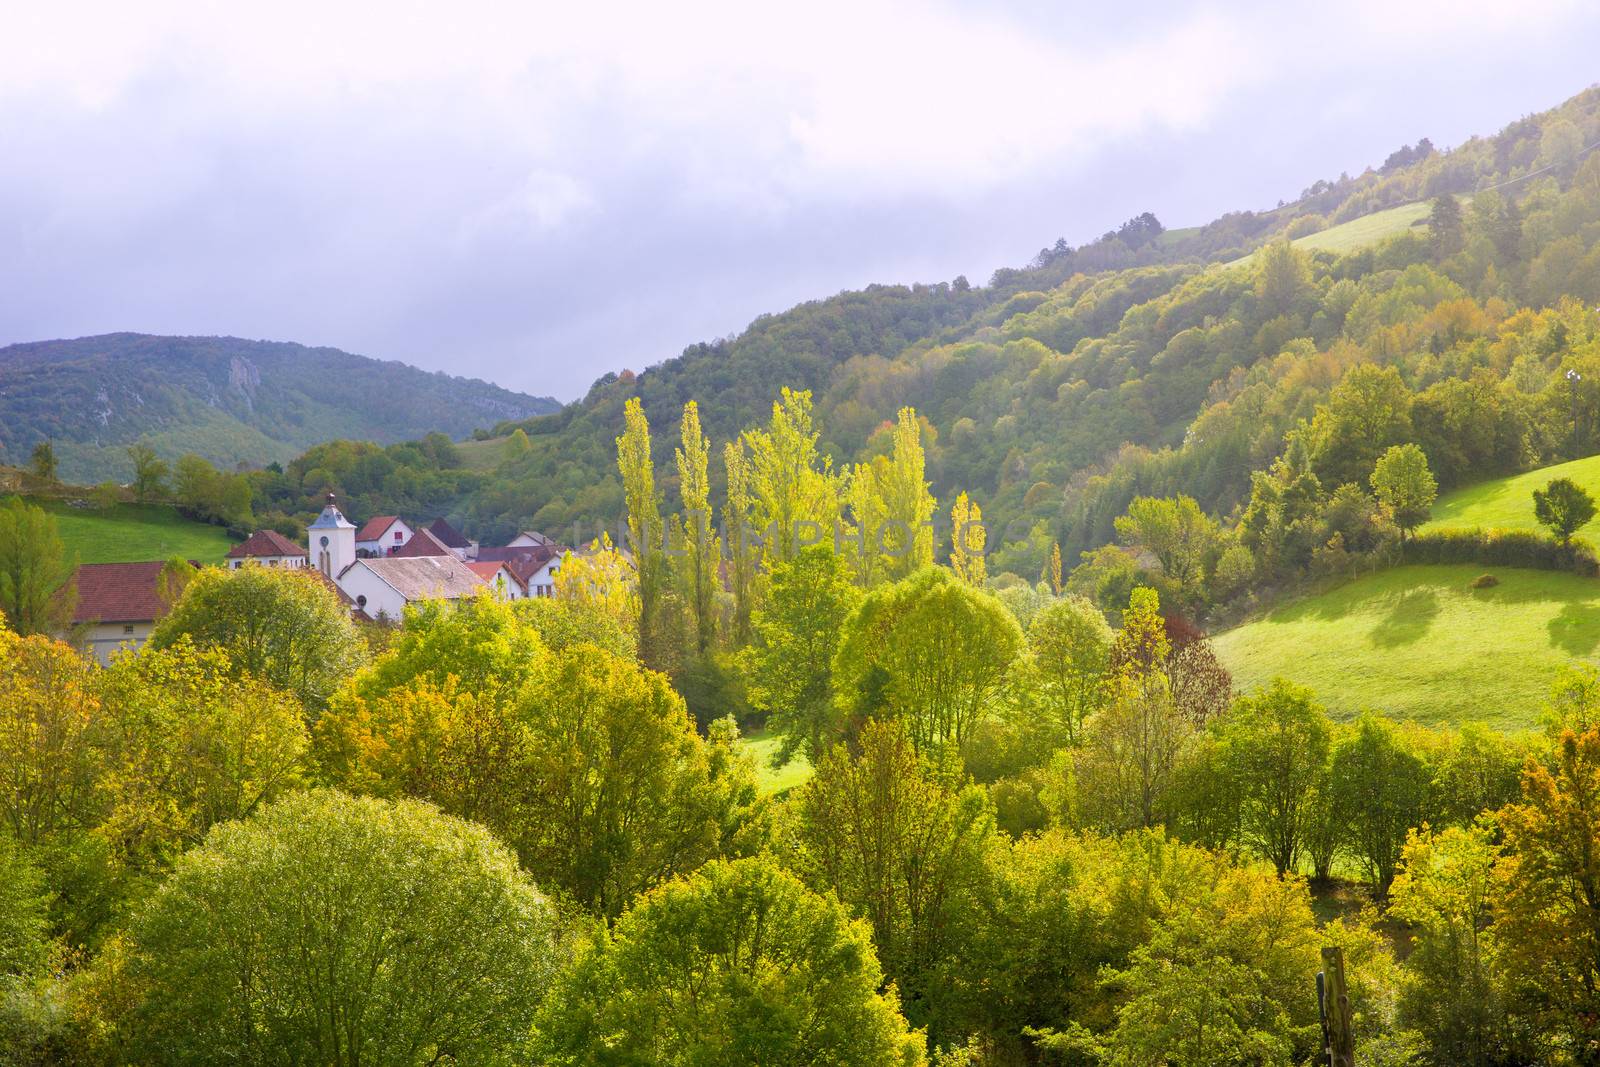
xmin=1471 ymin=573 xmax=1500 ymax=589
xmin=1402 ymin=528 xmax=1599 ymax=577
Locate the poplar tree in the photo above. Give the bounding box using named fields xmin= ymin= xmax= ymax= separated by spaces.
xmin=744 ymin=388 xmax=839 ymax=566
xmin=617 ymin=397 xmax=665 ymax=664
xmin=950 ymin=492 xmax=986 ymax=587
xmin=722 ymin=440 xmax=755 ymax=644
xmin=675 ymin=401 xmax=719 ymax=653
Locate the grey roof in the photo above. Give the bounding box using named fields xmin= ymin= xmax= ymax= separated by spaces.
xmin=356 ymin=554 xmax=485 ymax=601
xmin=308 ymin=493 xmax=356 ymax=531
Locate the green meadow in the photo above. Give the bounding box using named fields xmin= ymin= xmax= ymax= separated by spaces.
xmin=736 ymin=725 xmax=813 ymax=796
xmin=1426 ymin=453 xmax=1600 ymax=540
xmin=1213 ymin=563 xmax=1599 ymax=729
xmin=36 ymin=500 xmax=239 ymax=565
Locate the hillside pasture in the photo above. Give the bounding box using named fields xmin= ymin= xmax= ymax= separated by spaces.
xmin=37 ymin=499 xmax=238 ymax=564
xmin=1426 ymin=453 xmax=1600 ymax=541
xmin=1213 ymin=564 xmax=1599 ymax=729
xmin=1227 ymin=200 xmax=1433 ymax=267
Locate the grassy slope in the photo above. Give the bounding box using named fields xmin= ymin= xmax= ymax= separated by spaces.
xmin=736 ymin=726 xmax=813 ymax=796
xmin=1213 ymin=564 xmax=1599 ymax=729
xmin=1227 ymin=201 xmax=1432 ymax=267
xmin=40 ymin=500 xmax=238 ymax=564
xmin=1426 ymin=454 xmax=1600 ymax=540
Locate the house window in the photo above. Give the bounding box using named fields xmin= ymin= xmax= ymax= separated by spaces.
xmin=394 ymin=530 xmax=403 ymax=541
xmin=122 ymin=625 xmax=135 ymax=635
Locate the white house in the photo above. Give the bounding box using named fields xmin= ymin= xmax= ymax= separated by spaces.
xmin=226 ymin=529 xmax=306 ymax=569
xmin=355 ymin=515 xmax=414 ymax=557
xmin=339 ymin=555 xmax=488 ymax=621
xmin=507 ymin=529 xmax=558 ymax=549
xmin=466 ymin=560 xmax=526 ymax=600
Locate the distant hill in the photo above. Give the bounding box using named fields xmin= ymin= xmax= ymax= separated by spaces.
xmin=0 ymin=333 xmax=561 ymax=482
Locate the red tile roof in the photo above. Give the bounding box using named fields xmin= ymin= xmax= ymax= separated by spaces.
xmin=392 ymin=528 xmax=454 ymax=558
xmin=226 ymin=529 xmax=305 ymax=559
xmin=355 ymin=515 xmax=404 ymax=542
xmin=71 ymin=561 xmax=172 ymax=625
xmin=465 ymin=560 xmax=522 ymax=590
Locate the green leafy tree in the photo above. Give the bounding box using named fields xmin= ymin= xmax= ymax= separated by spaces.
xmin=745 ymin=546 xmax=860 ymax=765
xmin=121 ymin=791 xmax=566 ymax=1065
xmin=744 ymin=388 xmax=840 ymax=566
xmin=1532 ymin=476 xmax=1596 ymax=544
xmin=1429 ymin=194 xmax=1465 ymax=260
xmin=833 ymin=567 xmax=1022 ymax=754
xmin=1370 ymin=443 xmax=1437 ymax=541
xmin=0 ymin=630 xmax=101 ymax=844
xmin=28 ymin=441 xmax=56 ymax=482
xmin=127 ymin=442 xmax=169 ymax=503
xmin=1330 ymin=714 xmax=1430 ymax=894
xmin=1389 ymin=824 xmax=1507 ymax=1067
xmin=616 ymin=397 xmax=667 ymax=668
xmin=674 ymin=400 xmax=719 ymax=654
xmin=150 ymin=565 xmax=364 ymax=709
xmin=0 ymin=834 xmax=50 ymax=981
xmin=513 ymin=645 xmax=765 ymax=920
xmin=1023 ymin=595 xmax=1113 ymax=747
xmin=503 ymin=427 xmax=533 ymax=461
xmin=792 ymin=719 xmax=994 ymax=1046
xmin=722 ymin=440 xmax=756 ymax=644
xmin=0 ymin=498 xmax=75 ymax=636
xmin=1113 ymin=495 xmax=1219 ymax=592
xmin=1074 ymin=672 xmax=1192 ymax=831
xmin=1254 ymin=240 xmax=1311 ymax=319
xmin=1306 ymin=365 xmax=1415 ymax=489
xmin=1216 ymin=680 xmax=1333 ymax=875
xmin=535 ymin=857 xmax=925 ymax=1066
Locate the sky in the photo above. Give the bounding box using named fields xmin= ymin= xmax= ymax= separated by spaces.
xmin=3 ymin=1 xmax=1599 ymax=402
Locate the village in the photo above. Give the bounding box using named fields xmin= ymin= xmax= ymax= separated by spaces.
xmin=68 ymin=493 xmax=571 ymax=663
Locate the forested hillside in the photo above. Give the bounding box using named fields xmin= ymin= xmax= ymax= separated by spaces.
xmin=247 ymin=88 xmax=1600 ymax=572
xmin=0 ymin=333 xmax=559 ymax=482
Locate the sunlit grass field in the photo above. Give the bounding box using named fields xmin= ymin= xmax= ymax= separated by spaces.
xmin=1425 ymin=454 xmax=1600 ymax=541
xmin=1213 ymin=564 xmax=1598 ymax=729
xmin=736 ymin=725 xmax=813 ymax=796
xmin=35 ymin=499 xmax=238 ymax=564
xmin=1228 ymin=201 xmax=1433 ymax=267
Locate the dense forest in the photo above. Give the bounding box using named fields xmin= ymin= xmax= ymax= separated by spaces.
xmin=0 ymin=334 xmax=558 ymax=483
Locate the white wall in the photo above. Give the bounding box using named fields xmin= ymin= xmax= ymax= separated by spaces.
xmin=229 ymin=555 xmax=304 ymax=570
xmin=81 ymin=621 xmax=154 ymax=665
xmin=525 ymin=555 xmax=562 ymax=597
xmin=356 ymin=518 xmax=415 ymax=556
xmin=338 ymin=563 xmax=409 ymax=622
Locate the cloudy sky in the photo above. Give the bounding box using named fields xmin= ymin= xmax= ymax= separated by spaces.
xmin=3 ymin=1 xmax=1598 ymax=401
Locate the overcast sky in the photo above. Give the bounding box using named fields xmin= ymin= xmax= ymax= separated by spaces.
xmin=3 ymin=1 xmax=1599 ymax=401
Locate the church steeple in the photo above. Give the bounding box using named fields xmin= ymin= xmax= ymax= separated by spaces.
xmin=307 ymin=492 xmax=357 ymax=577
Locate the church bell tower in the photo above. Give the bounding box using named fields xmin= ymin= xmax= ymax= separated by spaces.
xmin=307 ymin=492 xmax=357 ymax=578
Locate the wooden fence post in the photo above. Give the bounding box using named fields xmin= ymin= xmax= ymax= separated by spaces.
xmin=1319 ymin=945 xmax=1355 ymax=1067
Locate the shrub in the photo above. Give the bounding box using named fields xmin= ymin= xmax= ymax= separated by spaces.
xmin=1471 ymin=573 xmax=1500 ymax=589
xmin=1402 ymin=528 xmax=1599 ymax=577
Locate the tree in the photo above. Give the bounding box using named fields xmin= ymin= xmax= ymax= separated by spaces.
xmin=1255 ymin=240 xmax=1311 ymax=318
xmin=674 ymin=400 xmax=719 ymax=653
xmin=1113 ymin=496 xmax=1219 ymax=592
xmin=1389 ymin=824 xmax=1507 ymax=1067
xmin=877 ymin=408 xmax=936 ymax=580
xmin=745 ymin=546 xmax=860 ymax=765
xmin=792 ymin=720 xmax=994 ymax=1045
xmin=127 ymin=442 xmax=168 ymax=503
xmin=1370 ymin=443 xmax=1437 ymax=541
xmin=616 ymin=397 xmax=666 ymax=667
xmin=503 ymin=426 xmax=532 ymax=461
xmin=1023 ymin=595 xmax=1112 ymax=747
xmin=28 ymin=441 xmax=56 ymax=482
xmin=93 ymin=641 xmax=308 ymax=868
xmin=1075 ymin=672 xmax=1192 ymax=831
xmin=0 ymin=498 xmax=75 ymax=636
xmin=0 ymin=630 xmax=102 ymax=843
xmin=1428 ymin=194 xmax=1465 ymax=260
xmin=535 ymin=857 xmax=925 ymax=1066
xmin=1217 ymin=680 xmax=1333 ymax=875
xmin=0 ymin=835 xmax=49 ymax=981
xmin=553 ymin=533 xmax=639 ymax=642
xmin=122 ymin=791 xmax=566 ymax=1065
xmin=1495 ymin=724 xmax=1600 ymax=1057
xmin=1533 ymin=476 xmax=1596 ymax=544
xmin=722 ymin=440 xmax=756 ymax=644
xmin=1306 ymin=365 xmax=1414 ymax=489
xmin=513 ymin=645 xmax=764 ymax=920
xmin=1330 ymin=714 xmax=1430 ymax=894
xmin=150 ymin=565 xmax=364 ymax=709
xmin=744 ymin=388 xmax=840 ymax=566
xmin=949 ymin=492 xmax=986 ymax=587
xmin=833 ymin=567 xmax=1022 ymax=754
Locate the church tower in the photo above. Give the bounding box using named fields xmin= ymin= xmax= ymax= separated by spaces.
xmin=307 ymin=492 xmax=357 ymax=578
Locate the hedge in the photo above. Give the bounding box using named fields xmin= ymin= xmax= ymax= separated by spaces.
xmin=1402 ymin=528 xmax=1599 ymax=577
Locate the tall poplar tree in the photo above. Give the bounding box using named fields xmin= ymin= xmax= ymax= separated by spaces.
xmin=675 ymin=401 xmax=719 ymax=653
xmin=617 ymin=397 xmax=665 ymax=665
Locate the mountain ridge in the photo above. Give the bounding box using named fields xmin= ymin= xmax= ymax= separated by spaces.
xmin=0 ymin=332 xmax=560 ymax=482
